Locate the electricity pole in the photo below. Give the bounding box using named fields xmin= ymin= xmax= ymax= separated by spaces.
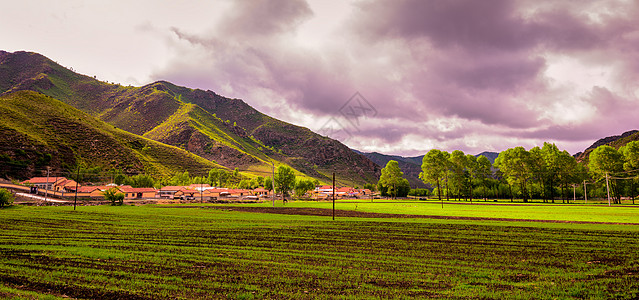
xmin=44 ymin=167 xmax=50 ymax=204
xmin=583 ymin=180 xmax=587 ymax=204
xmin=74 ymin=166 xmax=80 ymax=210
xmin=272 ymin=162 xmax=276 ymax=207
xmin=332 ymin=172 xmax=335 ymax=221
xmin=606 ymin=173 xmax=611 ymax=206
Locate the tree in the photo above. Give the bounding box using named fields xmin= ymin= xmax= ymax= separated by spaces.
xmin=475 ymin=155 xmax=492 ymax=200
xmin=448 ymin=150 xmax=467 ymax=200
xmin=208 ymin=169 xmax=220 ymax=187
xmin=494 ymin=147 xmax=532 ymax=202
xmin=275 ymin=166 xmax=296 ymax=202
xmin=0 ymin=188 xmax=14 ymax=207
xmin=540 ymin=143 xmax=561 ymax=203
xmin=620 ymin=141 xmax=639 ymax=203
xmin=589 ymin=145 xmax=624 ymax=203
xmin=378 ymin=160 xmax=404 ymax=199
xmin=420 ymin=149 xmax=450 ymax=205
xmin=265 ymin=177 xmax=274 ymax=193
xmin=294 ymin=179 xmax=315 ymax=198
xmin=103 ymin=188 xmax=124 ymax=206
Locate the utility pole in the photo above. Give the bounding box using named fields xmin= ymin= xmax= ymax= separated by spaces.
xmin=271 ymin=162 xmax=276 ymax=208
xmin=74 ymin=166 xmax=80 ymax=210
xmin=332 ymin=172 xmax=335 ymax=221
xmin=44 ymin=167 xmax=50 ymax=204
xmin=583 ymin=180 xmax=587 ymax=204
xmin=606 ymin=173 xmax=611 ymax=207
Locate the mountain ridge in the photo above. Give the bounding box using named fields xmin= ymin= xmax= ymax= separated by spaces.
xmin=0 ymin=50 xmax=380 ymax=185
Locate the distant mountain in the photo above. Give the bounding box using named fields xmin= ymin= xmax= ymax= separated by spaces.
xmin=0 ymin=90 xmax=221 ymax=179
xmin=0 ymin=50 xmax=380 ymax=185
xmin=575 ymin=130 xmax=639 ymax=162
xmin=357 ymin=150 xmax=499 ymax=188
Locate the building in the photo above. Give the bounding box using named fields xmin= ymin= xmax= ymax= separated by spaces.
xmin=159 ymin=186 xmax=185 ymax=199
xmin=120 ymin=187 xmax=157 ymax=199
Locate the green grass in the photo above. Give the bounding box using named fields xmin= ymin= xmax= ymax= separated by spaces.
xmin=236 ymin=198 xmax=639 ymax=224
xmin=1 ymin=204 xmax=638 ymax=299
xmin=0 ymin=90 xmax=223 ymax=177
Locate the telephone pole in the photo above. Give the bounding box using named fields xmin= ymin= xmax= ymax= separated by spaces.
xmin=272 ymin=162 xmax=276 ymax=207
xmin=606 ymin=173 xmax=611 ymax=206
xmin=74 ymin=166 xmax=80 ymax=210
xmin=332 ymin=172 xmax=335 ymax=221
xmin=44 ymin=167 xmax=50 ymax=204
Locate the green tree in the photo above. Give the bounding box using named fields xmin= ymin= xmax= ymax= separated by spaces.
xmin=294 ymin=179 xmax=315 ymax=198
xmin=620 ymin=141 xmax=639 ymax=203
xmin=127 ymin=174 xmax=155 ymax=188
xmin=0 ymin=188 xmax=14 ymax=207
xmin=379 ymin=160 xmax=404 ymax=199
xmin=494 ymin=147 xmax=532 ymax=202
xmin=448 ymin=150 xmax=467 ymax=200
xmin=475 ymin=155 xmax=492 ymax=200
xmin=540 ymin=143 xmax=561 ymax=202
xmin=275 ymin=166 xmax=296 ymax=202
xmin=589 ymin=145 xmax=624 ymax=203
xmin=420 ymin=149 xmax=450 ymax=205
xmin=265 ymin=177 xmax=274 ymax=193
xmin=103 ymin=188 xmax=124 ymax=206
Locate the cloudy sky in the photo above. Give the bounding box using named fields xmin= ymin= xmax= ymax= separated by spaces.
xmin=2 ymin=0 xmax=639 ymax=156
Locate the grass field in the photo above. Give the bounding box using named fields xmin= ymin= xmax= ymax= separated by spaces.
xmin=1 ymin=202 xmax=639 ymax=299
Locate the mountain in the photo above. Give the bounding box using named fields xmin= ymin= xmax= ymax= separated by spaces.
xmin=575 ymin=130 xmax=639 ymax=163
xmin=358 ymin=150 xmax=499 ymax=188
xmin=0 ymin=90 xmax=222 ymax=179
xmin=0 ymin=50 xmax=380 ymax=185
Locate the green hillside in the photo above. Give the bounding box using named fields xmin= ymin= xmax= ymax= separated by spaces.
xmin=0 ymin=90 xmax=223 ymax=179
xmin=0 ymin=50 xmax=380 ymax=185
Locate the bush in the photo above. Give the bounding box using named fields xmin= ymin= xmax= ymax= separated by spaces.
xmin=0 ymin=188 xmax=14 ymax=207
xmin=103 ymin=188 xmax=124 ymax=206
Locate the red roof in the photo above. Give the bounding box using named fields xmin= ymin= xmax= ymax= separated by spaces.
xmin=120 ymin=187 xmax=156 ymax=193
xmin=160 ymin=186 xmax=186 ymax=191
xmin=22 ymin=177 xmax=67 ymax=184
xmin=253 ymin=188 xmax=269 ymax=192
xmin=76 ymin=186 xmax=100 ymax=193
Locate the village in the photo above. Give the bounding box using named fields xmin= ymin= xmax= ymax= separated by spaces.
xmin=7 ymin=176 xmax=374 ymax=203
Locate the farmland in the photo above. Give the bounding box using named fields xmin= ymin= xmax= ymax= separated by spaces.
xmin=1 ymin=202 xmax=639 ymax=299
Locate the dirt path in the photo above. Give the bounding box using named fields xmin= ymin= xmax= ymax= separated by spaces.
xmin=204 ymin=206 xmax=639 ymax=225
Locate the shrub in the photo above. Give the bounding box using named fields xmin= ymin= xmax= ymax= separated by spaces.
xmin=103 ymin=188 xmax=124 ymax=206
xmin=0 ymin=188 xmax=14 ymax=207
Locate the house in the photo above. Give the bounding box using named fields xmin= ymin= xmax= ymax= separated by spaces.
xmin=54 ymin=178 xmax=79 ymax=193
xmin=173 ymin=189 xmax=199 ymax=200
xmin=159 ymin=186 xmax=185 ymax=199
xmin=187 ymin=184 xmax=211 ymax=191
xmin=22 ymin=177 xmax=69 ymax=191
xmin=359 ymin=189 xmax=372 ymax=197
xmin=77 ymin=186 xmax=125 ymax=198
xmin=120 ymin=187 xmax=157 ymax=199
xmin=253 ymin=188 xmax=269 ymax=197
xmin=202 ymin=188 xmax=226 ymax=201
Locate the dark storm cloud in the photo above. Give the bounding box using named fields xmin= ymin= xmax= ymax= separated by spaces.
xmin=151 ymin=0 xmax=639 ymax=155
xmin=217 ymin=0 xmax=313 ymax=37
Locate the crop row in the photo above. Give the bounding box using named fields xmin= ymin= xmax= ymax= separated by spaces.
xmin=0 ymin=205 xmax=638 ymax=299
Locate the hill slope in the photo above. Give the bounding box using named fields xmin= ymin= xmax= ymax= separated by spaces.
xmin=0 ymin=50 xmax=380 ymax=185
xmin=575 ymin=130 xmax=639 ymax=163
xmin=0 ymin=90 xmax=223 ymax=179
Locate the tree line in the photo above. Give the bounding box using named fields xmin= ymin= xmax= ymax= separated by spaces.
xmin=377 ymin=141 xmax=639 ymax=203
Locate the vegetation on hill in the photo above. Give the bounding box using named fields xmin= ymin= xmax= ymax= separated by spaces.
xmin=0 ymin=50 xmax=379 ymax=185
xmin=0 ymin=90 xmax=223 ymax=180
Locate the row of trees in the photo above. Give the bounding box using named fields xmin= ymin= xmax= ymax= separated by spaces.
xmin=416 ymin=141 xmax=639 ymax=203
